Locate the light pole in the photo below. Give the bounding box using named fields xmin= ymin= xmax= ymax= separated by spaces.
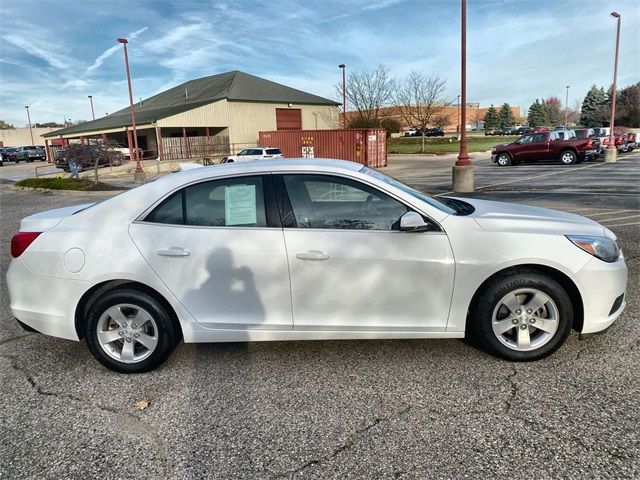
xmin=457 ymin=94 xmax=461 ymax=139
xmin=24 ymin=106 xmax=34 ymax=145
xmin=117 ymin=37 xmax=145 ymax=182
xmin=564 ymin=86 xmax=570 ymax=127
xmin=88 ymin=95 xmax=95 ymax=120
xmin=452 ymin=0 xmax=473 ymax=192
xmin=605 ymin=12 xmax=621 ymax=163
xmin=338 ymin=64 xmax=346 ymax=129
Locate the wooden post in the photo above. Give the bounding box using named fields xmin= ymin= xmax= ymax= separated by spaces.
xmin=156 ymin=126 xmax=163 ymax=161
xmin=182 ymin=126 xmax=190 ymax=158
xmin=125 ymin=127 xmax=134 ymax=162
xmin=205 ymin=127 xmax=210 ymax=156
xmin=44 ymin=139 xmax=51 ymax=163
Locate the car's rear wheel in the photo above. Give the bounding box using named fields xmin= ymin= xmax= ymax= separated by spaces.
xmin=470 ymin=271 xmax=573 ymax=361
xmin=85 ymin=289 xmax=179 ymax=373
xmin=560 ymin=150 xmax=577 ymax=165
xmin=496 ymin=153 xmax=511 ymax=166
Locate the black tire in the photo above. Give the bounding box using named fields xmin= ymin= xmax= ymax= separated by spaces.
xmin=85 ymin=288 xmax=180 ymax=373
xmin=469 ymin=270 xmax=573 ymax=361
xmin=495 ymin=153 xmax=511 ymax=166
xmin=559 ymin=150 xmax=577 ymax=165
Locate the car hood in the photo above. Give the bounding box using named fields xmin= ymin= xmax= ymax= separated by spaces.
xmin=452 ymin=197 xmax=606 ymax=236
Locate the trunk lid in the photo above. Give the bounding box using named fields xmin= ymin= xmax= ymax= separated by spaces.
xmin=19 ymin=203 xmax=95 ymax=232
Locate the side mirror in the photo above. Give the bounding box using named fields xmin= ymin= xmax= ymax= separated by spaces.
xmin=400 ymin=212 xmax=430 ymax=232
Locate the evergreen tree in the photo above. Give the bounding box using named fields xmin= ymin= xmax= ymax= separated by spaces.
xmin=483 ymin=104 xmax=499 ymax=129
xmin=498 ymin=103 xmax=516 ymax=128
xmin=616 ymin=83 xmax=640 ymax=128
xmin=527 ymin=99 xmax=547 ymax=126
xmin=580 ymin=85 xmax=607 ymax=127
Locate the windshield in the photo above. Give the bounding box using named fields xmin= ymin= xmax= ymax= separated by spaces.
xmin=359 ymin=166 xmax=456 ymax=215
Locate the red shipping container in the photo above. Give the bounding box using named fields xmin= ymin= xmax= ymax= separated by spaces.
xmin=258 ymin=129 xmax=387 ymax=168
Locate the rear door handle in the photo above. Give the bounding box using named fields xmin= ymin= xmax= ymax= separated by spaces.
xmin=296 ymin=250 xmax=330 ymax=261
xmin=157 ymin=247 xmax=190 ymax=257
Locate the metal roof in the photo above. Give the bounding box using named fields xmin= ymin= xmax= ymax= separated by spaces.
xmin=44 ymin=71 xmax=339 ymax=138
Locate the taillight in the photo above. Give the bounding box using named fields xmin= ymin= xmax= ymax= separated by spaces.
xmin=586 ymin=139 xmax=592 ymax=148
xmin=603 ymin=138 xmax=609 ymax=146
xmin=11 ymin=232 xmax=41 ymax=258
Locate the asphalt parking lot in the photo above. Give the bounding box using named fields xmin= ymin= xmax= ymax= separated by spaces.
xmin=1 ymin=152 xmax=639 ymax=479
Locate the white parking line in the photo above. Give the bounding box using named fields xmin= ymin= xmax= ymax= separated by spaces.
xmin=585 ymin=210 xmax=638 ymax=217
xmin=475 ymin=162 xmax=604 ymax=190
xmin=605 ymin=222 xmax=640 ymax=227
xmin=599 ymin=214 xmax=640 ymax=222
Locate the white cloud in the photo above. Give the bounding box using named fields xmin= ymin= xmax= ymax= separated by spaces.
xmin=86 ymin=26 xmax=149 ymax=74
xmin=2 ymin=33 xmax=69 ymax=69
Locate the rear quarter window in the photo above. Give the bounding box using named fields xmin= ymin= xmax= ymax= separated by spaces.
xmin=266 ymin=149 xmax=281 ymax=155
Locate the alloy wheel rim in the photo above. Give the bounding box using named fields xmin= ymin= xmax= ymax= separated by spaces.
xmin=561 ymin=152 xmax=574 ymax=163
xmin=498 ymin=155 xmax=508 ymax=165
xmin=97 ymin=304 xmax=159 ymax=364
xmin=491 ymin=288 xmax=559 ymax=351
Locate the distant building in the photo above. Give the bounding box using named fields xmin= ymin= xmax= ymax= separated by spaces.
xmin=43 ymin=71 xmax=340 ymax=160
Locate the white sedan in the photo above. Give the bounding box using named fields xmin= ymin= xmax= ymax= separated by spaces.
xmin=6 ymin=159 xmax=627 ymax=373
xmin=221 ymin=147 xmax=283 ymax=163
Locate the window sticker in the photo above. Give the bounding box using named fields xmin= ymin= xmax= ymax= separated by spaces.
xmin=225 ymin=185 xmax=257 ymax=225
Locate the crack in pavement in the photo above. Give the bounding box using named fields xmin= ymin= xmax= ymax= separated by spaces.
xmin=0 ymin=334 xmax=33 ymax=347
xmin=273 ymin=406 xmax=413 ymax=478
xmin=504 ymin=366 xmax=518 ymax=413
xmin=0 ymin=354 xmax=171 ymax=476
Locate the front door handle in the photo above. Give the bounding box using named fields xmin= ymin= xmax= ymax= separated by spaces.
xmin=296 ymin=250 xmax=330 ymax=261
xmin=157 ymin=247 xmax=190 ymax=257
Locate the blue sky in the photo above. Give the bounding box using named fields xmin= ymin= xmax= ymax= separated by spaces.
xmin=1 ymin=0 xmax=638 ymax=126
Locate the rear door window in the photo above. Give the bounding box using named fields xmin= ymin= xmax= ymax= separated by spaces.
xmin=145 ymin=176 xmax=267 ymax=227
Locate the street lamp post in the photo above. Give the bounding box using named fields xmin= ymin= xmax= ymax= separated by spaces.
xmin=564 ymin=86 xmax=570 ymax=127
xmin=88 ymin=95 xmax=95 ymax=121
xmin=117 ymin=37 xmax=145 ymax=182
xmin=457 ymin=94 xmax=461 ymax=140
xmin=605 ymin=12 xmax=621 ymax=163
xmin=452 ymin=0 xmax=473 ymax=192
xmin=338 ymin=64 xmax=346 ymax=129
xmin=24 ymin=106 xmax=34 ymax=145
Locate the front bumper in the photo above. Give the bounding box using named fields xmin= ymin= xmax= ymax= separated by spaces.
xmin=575 ymin=255 xmax=627 ymax=335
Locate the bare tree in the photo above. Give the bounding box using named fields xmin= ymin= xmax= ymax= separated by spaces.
xmin=432 ymin=114 xmax=450 ymax=129
xmin=393 ymin=71 xmax=447 ymax=152
xmin=471 ymin=108 xmax=484 ymax=129
xmin=336 ymin=65 xmax=395 ymax=127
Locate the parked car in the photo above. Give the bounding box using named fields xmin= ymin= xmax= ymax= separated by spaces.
xmin=404 ymin=128 xmax=422 ymax=137
xmin=111 ymin=144 xmax=144 ymax=160
xmin=424 ymin=128 xmax=445 ymax=137
xmin=484 ymin=128 xmax=498 ymax=136
xmin=26 ymin=146 xmax=46 ymax=161
xmin=623 ymin=132 xmax=636 ymax=152
xmin=574 ymin=128 xmax=595 ymax=140
xmin=54 ymin=145 xmax=124 ymax=172
xmin=500 ymin=127 xmax=518 ymax=135
xmin=6 ymin=159 xmax=627 ymax=372
xmin=491 ymin=131 xmax=600 ymax=166
xmin=531 ymin=126 xmax=549 ymax=133
xmin=515 ymin=126 xmax=531 ymax=135
xmin=7 ymin=147 xmax=30 ymax=162
xmin=221 ymin=147 xmax=283 ymax=163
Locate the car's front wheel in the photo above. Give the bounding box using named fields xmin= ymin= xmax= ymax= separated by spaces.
xmin=85 ymin=288 xmax=180 ymax=373
xmin=470 ymin=271 xmax=573 ymax=361
xmin=495 ymin=153 xmax=511 ymax=166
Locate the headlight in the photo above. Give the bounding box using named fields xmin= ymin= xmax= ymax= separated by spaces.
xmin=566 ymin=235 xmax=620 ymax=262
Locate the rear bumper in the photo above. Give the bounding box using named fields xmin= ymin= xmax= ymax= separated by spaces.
xmin=6 ymin=258 xmax=88 ymax=341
